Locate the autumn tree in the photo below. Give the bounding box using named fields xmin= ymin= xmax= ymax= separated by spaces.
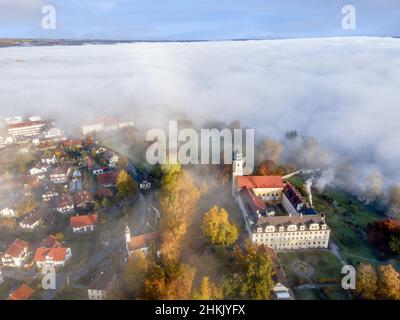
xmin=367 ymin=219 xmax=400 ymax=255
xmin=159 ymin=164 xmax=201 ymax=262
xmin=117 ymin=156 xmax=129 ymax=170
xmin=125 ymin=252 xmax=149 ymax=297
xmin=377 ymin=264 xmax=400 ymax=300
xmin=356 ymin=263 xmax=378 ymax=300
xmin=192 ymin=276 xmax=223 ymax=300
xmin=223 ymin=243 xmax=275 ymax=300
xmin=257 ymin=160 xmax=285 ymax=176
xmin=116 ymin=170 xmax=138 ymax=199
xmin=202 ymin=206 xmax=239 ymax=246
xmin=101 ymin=197 xmax=110 ymax=208
xmin=142 ymin=261 xmax=196 ymax=300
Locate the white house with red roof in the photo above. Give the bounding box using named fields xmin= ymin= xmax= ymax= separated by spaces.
xmin=70 ymin=214 xmax=98 ymax=233
xmin=125 ymin=225 xmax=160 ymax=257
xmin=1 ymin=239 xmax=30 ymax=267
xmin=34 ymin=247 xmax=72 ymax=268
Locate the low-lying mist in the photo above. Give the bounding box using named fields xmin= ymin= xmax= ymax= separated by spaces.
xmin=1 ymin=37 xmax=400 ymax=191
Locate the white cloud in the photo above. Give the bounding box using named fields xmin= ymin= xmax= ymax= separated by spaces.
xmin=0 ymin=37 xmax=400 ymax=185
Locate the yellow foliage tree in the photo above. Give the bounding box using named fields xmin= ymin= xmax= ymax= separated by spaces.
xmin=356 ymin=263 xmax=378 ymax=300
xmin=160 ymin=164 xmax=200 ymax=262
xmin=378 ymin=264 xmax=400 ymax=300
xmin=202 ymin=206 xmax=239 ymax=246
xmin=192 ymin=276 xmax=223 ymax=300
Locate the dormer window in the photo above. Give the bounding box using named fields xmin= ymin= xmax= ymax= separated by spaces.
xmin=287 ymin=225 xmax=297 ymax=232
xmin=279 ymin=226 xmax=284 ymax=232
xmin=300 ymin=225 xmax=305 ymax=231
xmin=321 ymin=224 xmax=327 ymax=230
xmin=265 ymin=226 xmax=275 ymax=233
xmin=310 ymin=223 xmax=320 ymax=230
xmin=257 ymin=228 xmax=262 ymax=233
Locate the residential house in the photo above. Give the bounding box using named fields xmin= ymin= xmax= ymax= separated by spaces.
xmin=19 ymin=209 xmax=49 ymax=230
xmin=97 ymin=171 xmax=119 ymax=187
xmin=41 ymin=235 xmax=62 ymax=248
xmin=41 ymin=185 xmax=59 ymax=202
xmin=74 ymin=191 xmax=95 ymax=212
xmin=125 ymin=226 xmax=160 ymax=257
xmin=7 ymin=284 xmax=34 ymax=300
xmin=56 ymin=194 xmax=75 ymax=214
xmin=101 ymin=151 xmax=119 ymax=168
xmin=62 ymin=138 xmax=83 ymax=150
xmin=88 ymin=268 xmax=117 ymax=300
xmin=41 ymin=154 xmax=57 ymax=165
xmin=92 ymin=166 xmax=108 ymax=175
xmin=43 ymin=127 xmax=62 ymax=139
xmin=34 ymin=247 xmax=72 ymax=268
xmin=50 ymin=165 xmax=71 ymax=184
xmin=70 ymin=214 xmax=98 ymax=233
xmin=1 ymin=239 xmax=30 ymax=267
xmin=81 ymin=116 xmax=134 ymax=135
xmin=29 ymin=163 xmax=48 ymax=177
xmin=0 ymin=207 xmax=16 ymax=218
xmin=96 ymin=188 xmax=114 ymax=200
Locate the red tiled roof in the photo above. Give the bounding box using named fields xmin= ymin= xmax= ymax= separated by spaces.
xmin=73 ymin=191 xmax=94 ymax=205
xmin=7 ymin=284 xmax=34 ymax=301
xmin=4 ymin=239 xmax=29 ymax=258
xmin=128 ymin=232 xmax=160 ymax=252
xmin=34 ymin=247 xmax=69 ymax=262
xmin=42 ymin=235 xmax=62 ymax=248
xmin=57 ymin=193 xmax=74 ymax=207
xmin=97 ymin=171 xmax=119 ymax=185
xmin=237 ymin=175 xmax=283 ymax=189
xmin=96 ymin=188 xmax=113 ymax=199
xmin=70 ymin=214 xmax=98 ymax=228
xmin=7 ymin=120 xmax=46 ymax=129
xmin=62 ymin=139 xmax=83 ymax=147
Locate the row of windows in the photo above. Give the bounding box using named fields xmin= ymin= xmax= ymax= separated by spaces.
xmin=255 ymin=239 xmax=329 ymax=248
xmin=255 ymin=235 xmax=329 ymax=241
xmin=258 ymin=224 xmax=327 ymax=233
xmin=255 ymin=231 xmax=329 ymax=237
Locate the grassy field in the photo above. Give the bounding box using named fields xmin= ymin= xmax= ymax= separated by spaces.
xmin=277 ymin=250 xmax=343 ymax=286
xmin=289 ymin=176 xmax=383 ymax=265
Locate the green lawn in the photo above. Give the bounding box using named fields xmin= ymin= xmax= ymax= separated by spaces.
xmin=289 ymin=176 xmax=384 ymax=265
xmin=278 ymin=250 xmax=343 ymax=286
xmin=293 ymin=288 xmax=323 ymax=300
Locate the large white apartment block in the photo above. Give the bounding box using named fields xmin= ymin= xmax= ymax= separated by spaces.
xmin=7 ymin=120 xmax=47 ymax=138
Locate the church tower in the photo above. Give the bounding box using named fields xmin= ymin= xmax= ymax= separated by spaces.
xmin=232 ymin=149 xmax=244 ymax=197
xmin=125 ymin=224 xmax=131 ymax=253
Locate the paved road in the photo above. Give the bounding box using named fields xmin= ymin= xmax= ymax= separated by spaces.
xmin=295 ymin=283 xmax=340 ymax=290
xmin=41 ymin=235 xmax=125 ymax=300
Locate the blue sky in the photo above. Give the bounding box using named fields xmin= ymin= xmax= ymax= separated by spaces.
xmin=0 ymin=0 xmax=399 ymax=40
